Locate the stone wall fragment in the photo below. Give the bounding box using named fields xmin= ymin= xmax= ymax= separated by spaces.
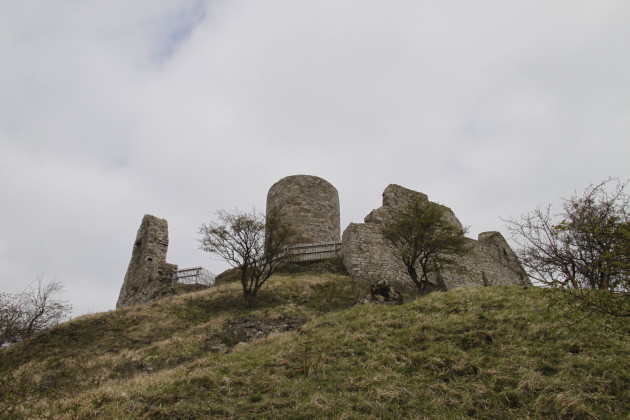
xmin=341 ymin=185 xmax=529 ymax=290
xmin=116 ymin=214 xmax=178 ymax=308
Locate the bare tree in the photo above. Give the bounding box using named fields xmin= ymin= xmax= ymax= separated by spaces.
xmin=382 ymin=199 xmax=470 ymax=294
xmin=505 ymin=178 xmax=630 ymax=333
xmin=198 ymin=208 xmax=294 ymax=307
xmin=1 ymin=276 xmax=72 ymax=347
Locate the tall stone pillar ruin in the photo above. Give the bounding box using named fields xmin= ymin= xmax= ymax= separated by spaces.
xmin=116 ymin=215 xmax=178 ymax=308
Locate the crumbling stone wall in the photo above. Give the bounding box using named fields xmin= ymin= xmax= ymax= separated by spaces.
xmin=115 ymin=180 xmax=527 ymax=309
xmin=341 ymin=185 xmax=529 ymax=290
xmin=267 ymin=175 xmax=341 ymax=245
xmin=116 ymin=215 xmax=178 ymax=308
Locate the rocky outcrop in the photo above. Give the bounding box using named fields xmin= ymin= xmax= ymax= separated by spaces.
xmin=116 ymin=215 xmax=178 ymax=308
xmin=366 ymin=280 xmax=404 ymax=304
xmin=341 ymin=185 xmax=529 ymax=290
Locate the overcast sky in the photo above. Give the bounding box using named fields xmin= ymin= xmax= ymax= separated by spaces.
xmin=1 ymin=1 xmax=629 ymax=317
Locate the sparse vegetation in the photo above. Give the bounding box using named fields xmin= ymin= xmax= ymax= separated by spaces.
xmin=198 ymin=208 xmax=295 ymax=307
xmin=1 ymin=269 xmax=628 ymax=419
xmin=0 ymin=276 xmax=72 ymax=347
xmin=506 ymin=178 xmax=630 ymax=334
xmin=277 ymin=256 xmax=349 ymax=276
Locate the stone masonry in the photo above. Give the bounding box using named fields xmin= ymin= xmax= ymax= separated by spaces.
xmin=267 ymin=175 xmax=341 ymax=245
xmin=341 ymin=184 xmax=529 ymax=290
xmin=117 ymin=179 xmax=528 ymax=308
xmin=116 ymin=215 xmax=178 ymax=308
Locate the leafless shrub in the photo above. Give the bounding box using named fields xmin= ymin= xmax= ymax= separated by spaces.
xmin=198 ymin=208 xmax=295 ymax=307
xmin=505 ymin=178 xmax=629 ymax=334
xmin=1 ymin=276 xmax=72 ymax=347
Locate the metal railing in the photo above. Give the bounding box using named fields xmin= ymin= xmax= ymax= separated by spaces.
xmin=174 ymin=267 xmax=215 ymax=285
xmin=283 ymin=242 xmax=342 ymax=262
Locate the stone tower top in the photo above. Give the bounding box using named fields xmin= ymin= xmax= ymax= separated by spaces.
xmin=266 ymin=175 xmax=341 ymax=245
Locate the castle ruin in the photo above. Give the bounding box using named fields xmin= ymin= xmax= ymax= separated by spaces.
xmin=265 ymin=175 xmax=527 ymax=290
xmin=341 ymin=184 xmax=529 ymax=290
xmin=116 ymin=215 xmax=178 ymax=308
xmin=117 ymin=175 xmax=528 ymax=307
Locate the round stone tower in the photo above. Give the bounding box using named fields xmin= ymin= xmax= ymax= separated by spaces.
xmin=266 ymin=175 xmax=341 ymax=245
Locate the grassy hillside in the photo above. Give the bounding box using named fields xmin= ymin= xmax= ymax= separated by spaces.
xmin=1 ymin=268 xmax=628 ymax=419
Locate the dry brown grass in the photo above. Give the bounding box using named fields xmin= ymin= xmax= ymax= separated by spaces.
xmin=1 ymin=278 xmax=628 ymax=419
